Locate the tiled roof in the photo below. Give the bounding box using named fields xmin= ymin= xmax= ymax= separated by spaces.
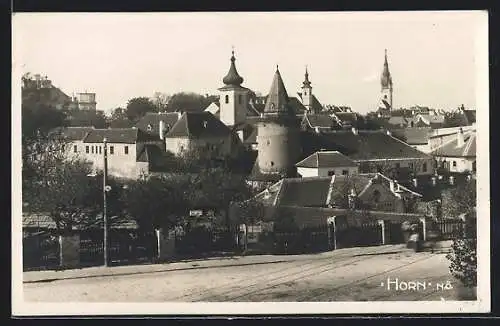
xmin=83 ymin=128 xmax=160 ymax=144
xmin=388 ymin=116 xmax=408 ymax=126
xmin=295 ymin=151 xmax=358 ymax=168
xmin=300 ymin=130 xmax=432 ymax=161
xmin=50 ymin=126 xmax=95 ymax=141
xmin=414 ymin=114 xmax=445 ymax=126
xmin=302 ymin=114 xmax=340 ymax=129
xmin=391 ymin=128 xmax=431 ymax=145
xmin=135 ymin=112 xmax=181 ymax=136
xmin=165 ymin=111 xmax=232 ymax=138
xmin=334 ymin=112 xmax=362 ymax=126
xmin=430 ymin=130 xmax=476 ymax=157
xmin=287 ymin=97 xmax=307 ymax=115
xmin=253 ymin=173 xmax=421 ymax=209
xmin=263 ymin=67 xmax=291 ymax=115
xmin=22 ymin=213 xmax=138 ymax=230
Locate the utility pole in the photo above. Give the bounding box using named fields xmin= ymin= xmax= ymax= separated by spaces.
xmin=103 ymin=137 xmax=109 ymax=267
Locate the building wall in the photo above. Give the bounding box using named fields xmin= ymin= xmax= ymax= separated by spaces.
xmin=297 ymin=166 xmax=359 ymax=178
xmin=256 ymin=121 xmax=301 ymax=175
xmin=358 ymin=183 xmax=402 ymax=213
xmin=357 ymin=158 xmax=435 ymax=176
xmin=165 ymin=136 xmax=233 ymax=157
xmin=435 ymin=156 xmax=475 ymax=173
xmin=301 ymin=87 xmax=312 ymax=111
xmin=219 ymin=89 xmax=248 ymax=126
xmin=71 ymin=141 xmax=139 ymax=179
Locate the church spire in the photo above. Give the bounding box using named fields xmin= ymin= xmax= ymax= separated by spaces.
xmin=302 ymin=65 xmax=311 ymax=88
xmin=264 ymin=66 xmax=291 ymax=115
xmin=222 ymin=49 xmax=244 ymax=86
xmin=381 ymin=49 xmax=392 ymax=89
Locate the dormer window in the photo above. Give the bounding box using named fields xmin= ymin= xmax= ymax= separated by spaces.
xmin=147 ymin=124 xmax=153 ymax=132
xmin=203 ymin=121 xmax=208 ymax=128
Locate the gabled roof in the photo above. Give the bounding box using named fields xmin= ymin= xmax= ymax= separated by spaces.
xmin=83 ymin=128 xmax=160 ymax=144
xmin=295 ymin=151 xmax=358 ymax=168
xmin=388 ymin=116 xmax=408 ymax=126
xmin=381 ymin=49 xmax=393 ymax=88
xmin=430 ymin=130 xmax=476 ymax=157
xmin=165 ymin=111 xmax=232 ymax=139
xmin=414 ymin=114 xmax=445 ymax=125
xmin=301 ymin=130 xmax=433 ymax=161
xmin=391 ymin=127 xmax=431 ymax=145
xmin=134 ymin=112 xmax=181 ymax=136
xmin=253 ymin=173 xmax=421 ymax=208
xmin=302 ymin=114 xmax=340 ymax=129
xmin=50 ymin=126 xmax=95 ymax=141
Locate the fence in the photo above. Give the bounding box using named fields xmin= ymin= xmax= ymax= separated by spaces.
xmin=430 ymin=218 xmax=476 ymax=240
xmin=23 ymin=232 xmax=60 ymax=271
xmin=174 ymin=225 xmax=239 ymax=257
xmin=334 ymin=221 xmax=383 ymax=250
xmin=274 ymin=225 xmax=330 ymax=254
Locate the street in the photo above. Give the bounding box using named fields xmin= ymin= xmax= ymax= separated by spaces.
xmin=23 ymin=244 xmax=469 ymax=302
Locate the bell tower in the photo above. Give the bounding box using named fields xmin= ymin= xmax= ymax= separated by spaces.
xmin=218 ymin=49 xmax=249 ymax=127
xmin=301 ymin=66 xmax=314 ymax=112
xmin=380 ymin=49 xmax=393 ymax=113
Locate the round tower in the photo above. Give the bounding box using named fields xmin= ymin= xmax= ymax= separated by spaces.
xmin=256 ymin=66 xmax=301 ymax=177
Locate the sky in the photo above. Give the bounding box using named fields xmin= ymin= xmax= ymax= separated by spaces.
xmin=13 ymin=11 xmax=488 ymax=114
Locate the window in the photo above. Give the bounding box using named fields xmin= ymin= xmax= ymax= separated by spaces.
xmin=91 ymin=146 xmax=94 ymax=154
xmin=328 ymin=170 xmax=335 ymax=176
xmin=147 ymin=124 xmax=152 ymax=132
xmin=99 ymin=146 xmax=102 ymax=154
xmin=86 ymin=146 xmax=89 ymax=154
xmin=266 ymin=140 xmax=270 ymax=146
xmin=225 ymin=95 xmax=229 ymax=104
xmin=110 ymin=146 xmax=114 ymax=155
xmin=270 ymin=161 xmax=274 ymax=167
xmin=452 ymin=161 xmax=457 ymax=168
xmin=304 ymin=91 xmax=307 ymax=96
xmin=124 ymin=146 xmax=129 ymax=155
xmin=422 ymin=162 xmax=427 ymax=172
xmin=61 ymin=144 xmax=65 ymax=151
xmin=408 ymin=162 xmax=414 ymax=170
xmin=238 ymin=94 xmax=242 ymax=104
xmin=342 ymin=170 xmax=349 ymax=176
xmin=73 ymin=145 xmax=78 ymax=153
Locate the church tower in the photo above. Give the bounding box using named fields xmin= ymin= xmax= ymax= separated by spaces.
xmin=255 ymin=66 xmax=301 ymax=177
xmin=301 ymin=66 xmax=314 ymax=112
xmin=218 ymin=50 xmax=249 ymax=127
xmin=379 ymin=49 xmax=393 ymax=113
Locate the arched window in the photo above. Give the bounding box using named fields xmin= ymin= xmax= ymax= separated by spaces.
xmin=225 ymin=95 xmax=229 ymax=104
xmin=372 ymin=190 xmax=381 ymax=203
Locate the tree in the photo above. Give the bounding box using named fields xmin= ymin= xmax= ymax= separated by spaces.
xmin=120 ymin=175 xmax=190 ymax=233
xmin=151 ymin=92 xmax=171 ymax=112
xmin=444 ymin=110 xmax=467 ymax=128
xmin=107 ymin=107 xmax=135 ymax=128
xmin=441 ymin=179 xmax=476 ymax=219
xmin=67 ymin=110 xmax=107 ymax=128
xmin=165 ymin=92 xmax=215 ymax=113
xmin=125 ymin=97 xmax=158 ymax=122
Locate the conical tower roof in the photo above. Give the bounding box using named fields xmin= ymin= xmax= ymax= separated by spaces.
xmin=222 ymin=50 xmax=244 ymax=86
xmin=264 ymin=66 xmax=291 ymax=114
xmin=381 ymin=49 xmax=393 ymax=89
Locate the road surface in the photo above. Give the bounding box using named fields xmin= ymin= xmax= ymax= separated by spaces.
xmin=23 ymin=245 xmax=471 ymax=302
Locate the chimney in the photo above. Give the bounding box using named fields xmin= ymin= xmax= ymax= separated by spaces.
xmin=315 ymin=127 xmax=320 ymax=134
xmin=386 ymin=129 xmax=392 ymax=136
xmin=449 ymin=175 xmax=455 ymax=185
xmin=456 ymin=128 xmax=465 ymax=148
xmin=351 ymin=127 xmax=358 ymax=135
xmin=159 ymin=120 xmax=165 ymax=140
xmin=412 ymin=178 xmax=418 ymax=188
xmin=237 ymin=130 xmax=244 ymax=142
xmin=431 ymin=176 xmax=437 ymax=186
xmin=389 ymin=180 xmax=395 ymax=192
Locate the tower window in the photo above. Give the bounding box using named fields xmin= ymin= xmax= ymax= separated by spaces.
xmin=270 ymin=161 xmax=275 ymax=167
xmin=225 ymin=95 xmax=229 ymax=104
xmin=238 ymin=94 xmax=242 ymax=104
xmin=266 ymin=140 xmax=270 ymax=146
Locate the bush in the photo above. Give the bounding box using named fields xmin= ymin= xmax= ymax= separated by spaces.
xmin=446 ymin=237 xmax=477 ymax=288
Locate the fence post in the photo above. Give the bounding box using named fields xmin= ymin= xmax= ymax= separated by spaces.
xmin=156 ymin=228 xmax=176 ymax=262
xmin=419 ymin=217 xmax=427 ymax=241
xmin=378 ymin=220 xmax=386 ymax=245
xmin=59 ymin=233 xmax=80 ymax=269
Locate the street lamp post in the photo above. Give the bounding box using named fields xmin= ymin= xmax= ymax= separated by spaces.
xmin=103 ymin=137 xmax=109 ymax=267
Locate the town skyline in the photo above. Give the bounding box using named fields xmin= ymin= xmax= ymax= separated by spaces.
xmin=13 ymin=11 xmax=485 ymax=114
